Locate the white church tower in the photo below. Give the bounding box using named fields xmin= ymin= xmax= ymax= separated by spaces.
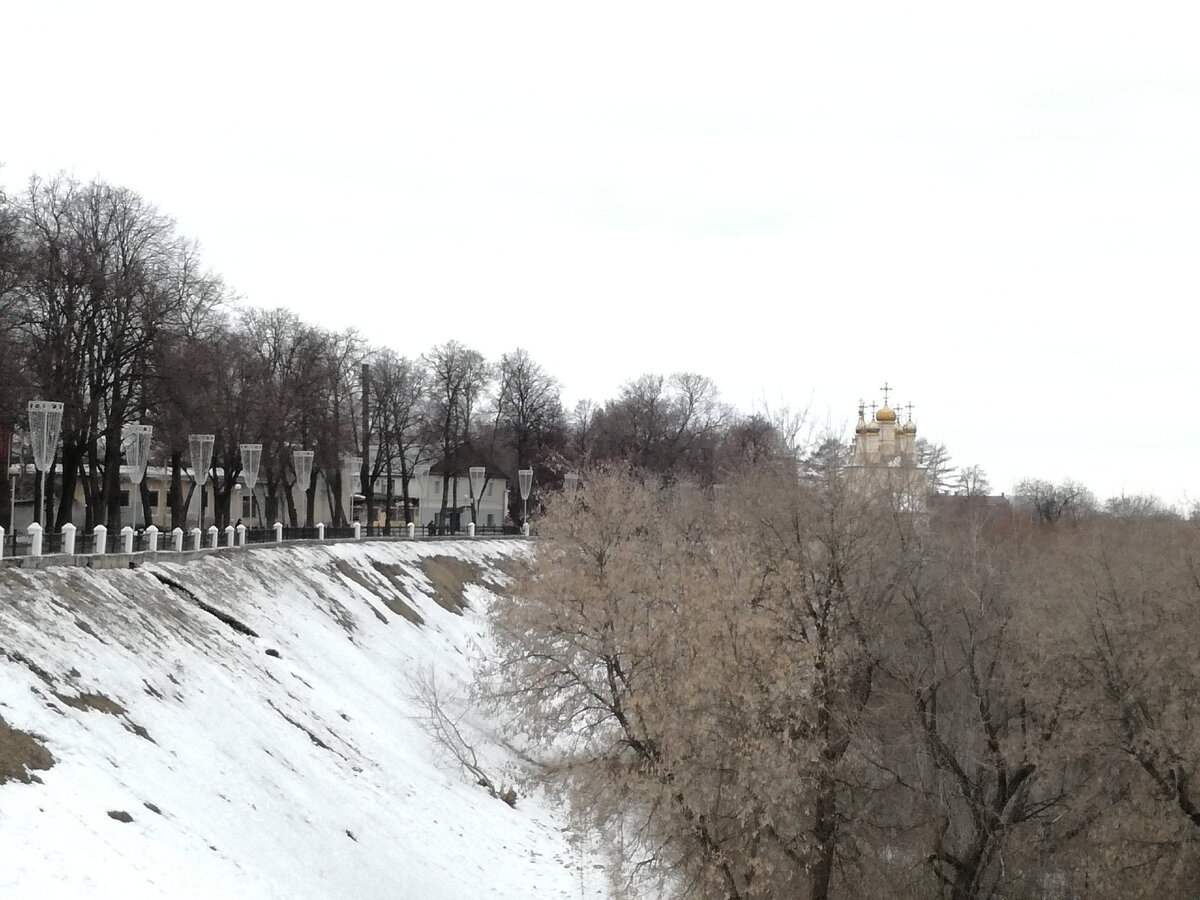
xmin=847 ymin=382 xmax=926 ymax=506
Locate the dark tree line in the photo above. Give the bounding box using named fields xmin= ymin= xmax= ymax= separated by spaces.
xmin=0 ymin=173 xmax=819 ymax=536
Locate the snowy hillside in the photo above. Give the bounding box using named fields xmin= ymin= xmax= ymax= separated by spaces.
xmin=0 ymin=540 xmax=605 ymax=899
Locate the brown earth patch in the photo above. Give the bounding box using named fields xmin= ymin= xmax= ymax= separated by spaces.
xmin=366 ymin=562 xmax=425 ymax=625
xmin=52 ymin=690 xmax=155 ymax=742
xmin=54 ymin=690 xmax=126 ymax=716
xmin=491 ymin=554 xmax=532 ymax=585
xmin=332 ymin=559 xmax=378 ymax=595
xmin=0 ymin=714 xmax=55 ymax=785
xmin=335 ymin=559 xmax=424 ymax=624
xmin=418 ymin=556 xmax=484 ymax=615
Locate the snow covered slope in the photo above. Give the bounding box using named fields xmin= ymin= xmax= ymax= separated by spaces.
xmin=0 ymin=541 xmax=603 ymax=899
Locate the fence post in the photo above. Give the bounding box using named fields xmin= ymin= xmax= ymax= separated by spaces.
xmin=467 ymin=521 xmax=475 ymax=538
xmin=236 ymin=523 xmax=246 ymax=546
xmin=352 ymin=521 xmax=361 ymax=540
xmin=521 ymin=522 xmax=530 ymax=536
xmin=27 ymin=522 xmax=43 ymax=557
xmin=146 ymin=525 xmax=159 ymax=552
xmin=191 ymin=527 xmax=202 ymax=551
xmin=62 ymin=522 xmax=76 ymax=556
xmin=0 ymin=525 xmax=5 ymax=558
xmin=224 ymin=525 xmax=235 ymax=547
xmin=173 ymin=527 xmax=185 ymax=552
xmin=407 ymin=521 xmax=415 ymax=539
xmin=208 ymin=525 xmax=219 ymax=548
xmin=94 ymin=524 xmax=107 ymax=555
xmin=317 ymin=522 xmax=325 ymax=541
xmin=121 ymin=526 xmax=134 ymax=554
xmin=273 ymin=521 xmax=283 ymax=542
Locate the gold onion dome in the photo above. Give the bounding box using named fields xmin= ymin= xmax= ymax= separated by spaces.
xmin=902 ymin=417 xmax=917 ymax=435
xmin=875 ymin=403 xmax=897 ymax=424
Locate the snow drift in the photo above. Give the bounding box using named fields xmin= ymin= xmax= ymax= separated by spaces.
xmin=0 ymin=540 xmax=602 ymax=899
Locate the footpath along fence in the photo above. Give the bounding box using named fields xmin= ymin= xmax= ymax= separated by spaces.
xmin=0 ymin=520 xmax=530 ymax=569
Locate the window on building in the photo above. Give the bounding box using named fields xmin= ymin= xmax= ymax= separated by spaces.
xmin=147 ymin=490 xmax=160 ymax=509
xmin=119 ymin=490 xmax=130 ymax=507
xmin=242 ymin=496 xmax=252 ymax=519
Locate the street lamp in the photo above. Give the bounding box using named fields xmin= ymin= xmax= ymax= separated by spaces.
xmin=28 ymin=401 xmax=64 ymax=528
xmin=188 ymin=434 xmax=215 ymax=533
xmin=123 ymin=423 xmax=153 ymax=532
xmin=518 ymin=468 xmax=533 ymax=524
xmin=344 ymin=454 xmax=362 ymax=524
xmin=408 ymin=463 xmax=426 ymax=526
xmin=292 ymin=450 xmax=314 ymax=528
xmin=239 ymin=443 xmax=262 ymax=525
xmin=469 ymin=466 xmax=485 ymax=528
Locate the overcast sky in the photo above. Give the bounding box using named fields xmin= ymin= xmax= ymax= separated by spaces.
xmin=5 ymin=2 xmax=1200 ymax=505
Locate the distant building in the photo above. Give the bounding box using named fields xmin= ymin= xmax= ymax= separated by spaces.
xmin=846 ymin=385 xmax=927 ymax=508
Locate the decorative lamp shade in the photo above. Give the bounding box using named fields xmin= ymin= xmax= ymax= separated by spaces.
xmin=28 ymin=400 xmax=64 ymax=471
xmin=518 ymin=468 xmax=533 ymax=501
xmin=189 ymin=434 xmax=215 ymax=486
xmin=292 ymin=450 xmax=314 ymax=490
xmin=344 ymin=454 xmax=363 ymax=494
xmin=240 ymin=443 xmax=263 ymax=491
xmin=564 ymin=471 xmax=579 ymax=498
xmin=469 ymin=466 xmax=486 ymax=502
xmin=123 ymin=424 xmax=154 ymax=485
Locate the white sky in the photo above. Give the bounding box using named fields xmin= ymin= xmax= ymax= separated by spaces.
xmin=4 ymin=1 xmax=1200 ymax=505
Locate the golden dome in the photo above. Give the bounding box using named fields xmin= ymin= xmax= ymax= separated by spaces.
xmin=901 ymin=418 xmax=917 ymax=436
xmin=875 ymin=403 xmax=897 ymax=424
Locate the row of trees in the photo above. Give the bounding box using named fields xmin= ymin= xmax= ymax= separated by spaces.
xmin=6 ymin=173 xmax=1173 ymax=537
xmin=0 ymin=173 xmax=824 ymax=534
xmin=484 ymin=464 xmax=1200 ymax=899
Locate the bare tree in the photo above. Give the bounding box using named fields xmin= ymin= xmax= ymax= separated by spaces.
xmin=10 ymin=174 xmax=226 ymax=530
xmin=421 ymin=341 xmax=491 ymax=524
xmin=956 ymin=464 xmax=991 ymax=497
xmin=591 ymin=372 xmax=729 ymax=481
xmin=366 ymin=348 xmax=429 ymax=531
xmin=1015 ymin=477 xmax=1095 ymax=523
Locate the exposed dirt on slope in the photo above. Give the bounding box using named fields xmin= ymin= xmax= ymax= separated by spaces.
xmin=367 ymin=562 xmax=426 ymax=625
xmin=418 ymin=557 xmax=485 ymax=615
xmin=0 ymin=714 xmax=54 ymax=785
xmin=335 ymin=560 xmax=424 ymax=625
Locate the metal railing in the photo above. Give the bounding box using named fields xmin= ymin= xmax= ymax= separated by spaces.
xmin=0 ymin=520 xmax=528 ymax=562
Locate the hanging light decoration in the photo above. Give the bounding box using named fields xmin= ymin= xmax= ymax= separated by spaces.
xmin=518 ymin=468 xmax=533 ymax=524
xmin=240 ymin=443 xmax=263 ymax=524
xmin=123 ymin=423 xmax=153 ymax=531
xmin=28 ymin=401 xmax=64 ymax=527
xmin=292 ymin=449 xmax=315 ymax=528
xmin=188 ymin=434 xmax=215 ymax=533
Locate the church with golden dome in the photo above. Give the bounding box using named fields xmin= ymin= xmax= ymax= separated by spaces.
xmin=847 ymin=383 xmax=927 ymax=505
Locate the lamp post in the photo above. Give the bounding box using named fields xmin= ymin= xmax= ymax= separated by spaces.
xmin=518 ymin=468 xmax=533 ymax=525
xmin=8 ymin=427 xmax=20 ymax=534
xmin=239 ymin=443 xmax=262 ymax=526
xmin=123 ymin=423 xmax=153 ymax=534
xmin=344 ymin=454 xmax=362 ymax=525
xmin=408 ymin=463 xmax=427 ymax=527
xmin=292 ymin=450 xmax=314 ymax=528
xmin=188 ymin=434 xmax=215 ymax=534
xmin=28 ymin=401 xmax=64 ymax=528
xmin=469 ymin=466 xmax=485 ymax=529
